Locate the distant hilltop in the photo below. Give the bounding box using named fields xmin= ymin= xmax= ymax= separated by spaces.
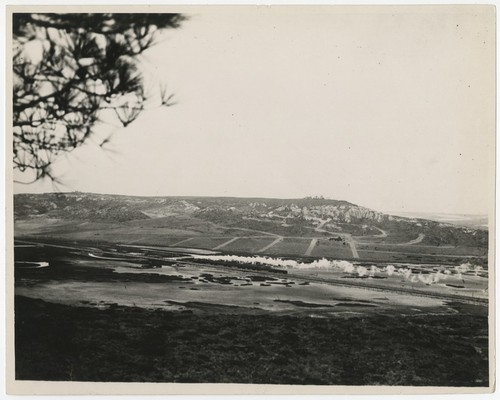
xmin=389 ymin=210 xmax=488 ymax=230
xmin=13 ymin=191 xmax=391 ymax=225
xmin=13 ymin=192 xmax=488 ymax=248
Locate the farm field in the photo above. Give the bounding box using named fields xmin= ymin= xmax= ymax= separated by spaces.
xmin=16 ymin=232 xmax=488 ymax=266
xmin=221 ymin=237 xmax=277 ymax=253
xmin=311 ymin=239 xmax=355 ymax=259
xmin=359 ymin=250 xmax=463 ymax=264
xmin=357 ymin=243 xmax=488 ymax=257
xmin=172 ymin=237 xmax=229 ymax=249
xmin=264 ymin=238 xmax=312 ymax=256
xmin=356 ymin=234 xmax=418 ymax=244
xmin=355 ymin=250 xmax=482 ymax=265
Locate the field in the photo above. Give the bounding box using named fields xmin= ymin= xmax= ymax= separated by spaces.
xmin=264 ymin=238 xmax=312 ymax=256
xmin=311 ymin=239 xmax=355 ymax=259
xmin=355 ymin=250 xmax=486 ymax=266
xmin=357 ymin=243 xmax=488 ymax=257
xmin=14 ymin=218 xmax=488 ymax=266
xmin=222 ymin=237 xmax=278 ymax=253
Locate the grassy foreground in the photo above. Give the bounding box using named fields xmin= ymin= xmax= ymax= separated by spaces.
xmin=15 ymin=296 xmax=488 ymax=386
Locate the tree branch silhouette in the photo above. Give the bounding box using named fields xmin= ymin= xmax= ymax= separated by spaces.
xmin=13 ymin=13 xmax=185 ymax=182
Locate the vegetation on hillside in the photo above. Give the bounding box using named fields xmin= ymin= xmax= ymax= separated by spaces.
xmin=14 ymin=192 xmax=488 ymax=248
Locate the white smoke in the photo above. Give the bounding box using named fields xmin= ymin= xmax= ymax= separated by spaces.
xmin=190 ymin=254 xmax=483 ymax=287
xmin=343 ymin=262 xmax=355 ymax=273
xmin=191 ymin=254 xmax=299 ymax=268
xmin=399 ymin=268 xmax=413 ymax=280
xmin=455 ymin=263 xmax=471 ymax=275
xmin=385 ymin=265 xmax=395 ymax=276
xmin=369 ymin=265 xmax=380 ymax=277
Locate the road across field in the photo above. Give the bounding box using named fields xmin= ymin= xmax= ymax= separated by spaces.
xmin=304 ymin=238 xmax=318 ymax=256
xmin=258 ymin=236 xmax=283 ymax=253
xmin=372 ymin=227 xmax=388 ymax=238
xmin=172 ymin=237 xmax=194 ymax=246
xmin=404 ymin=233 xmax=425 ymax=245
xmin=17 ymin=225 xmax=486 ymax=264
xmin=312 ymin=223 xmax=359 ymax=259
xmin=213 ymin=237 xmax=240 ymax=250
xmin=315 ymin=219 xmax=331 ymax=231
xmin=346 ymin=235 xmax=359 ymax=258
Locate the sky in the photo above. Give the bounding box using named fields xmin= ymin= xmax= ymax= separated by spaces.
xmin=13 ymin=6 xmax=495 ymax=215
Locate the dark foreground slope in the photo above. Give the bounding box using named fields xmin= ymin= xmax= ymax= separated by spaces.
xmin=15 ymin=296 xmax=488 ymax=386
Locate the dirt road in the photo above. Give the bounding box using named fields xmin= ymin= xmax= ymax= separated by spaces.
xmin=172 ymin=237 xmax=194 ymax=246
xmin=346 ymin=235 xmax=359 ymax=258
xmin=304 ymin=238 xmax=318 ymax=256
xmin=403 ymin=233 xmax=425 ymax=245
xmin=213 ymin=237 xmax=240 ymax=250
xmin=258 ymin=236 xmax=284 ymax=253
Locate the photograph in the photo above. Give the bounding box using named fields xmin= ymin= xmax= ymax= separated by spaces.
xmin=6 ymin=4 xmax=495 ymax=395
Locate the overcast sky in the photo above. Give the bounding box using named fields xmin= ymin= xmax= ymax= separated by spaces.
xmin=13 ymin=6 xmax=495 ymax=215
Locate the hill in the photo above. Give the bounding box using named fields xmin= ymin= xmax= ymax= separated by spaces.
xmin=14 ymin=192 xmax=488 ymax=251
xmin=389 ymin=211 xmax=488 ymax=230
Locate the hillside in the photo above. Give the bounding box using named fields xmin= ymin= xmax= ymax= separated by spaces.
xmin=390 ymin=211 xmax=488 ymax=230
xmin=14 ymin=192 xmax=488 ymax=250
